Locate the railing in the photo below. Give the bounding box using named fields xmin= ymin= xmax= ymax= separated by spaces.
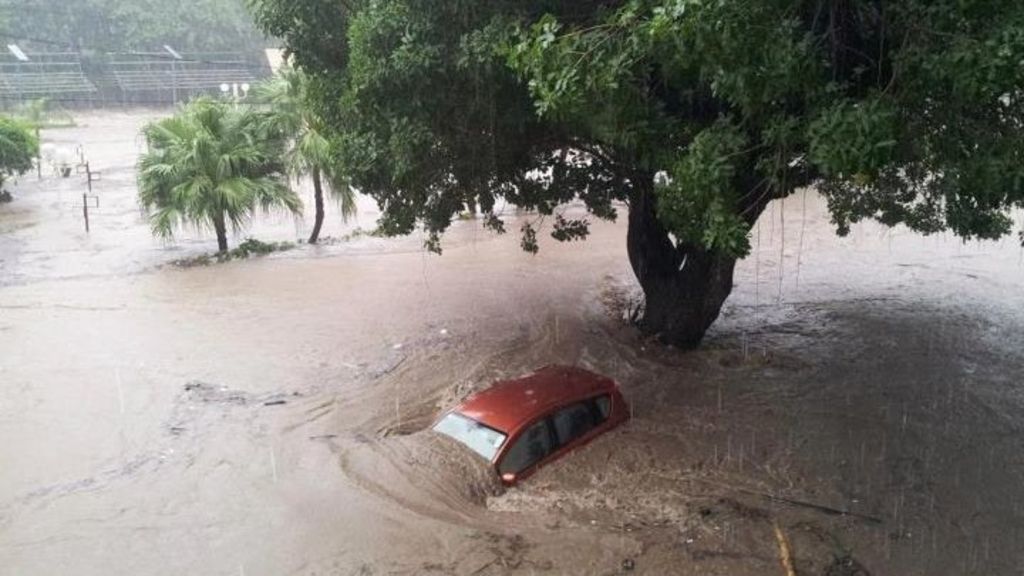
xmin=111 ymin=67 xmax=257 ymax=91
xmin=0 ymin=53 xmax=97 ymax=101
xmin=0 ymin=50 xmax=268 ymax=106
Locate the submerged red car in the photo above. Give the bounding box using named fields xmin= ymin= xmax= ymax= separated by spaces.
xmin=432 ymin=365 xmax=629 ymax=485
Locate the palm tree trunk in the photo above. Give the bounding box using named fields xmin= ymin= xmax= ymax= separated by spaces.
xmin=213 ymin=213 xmax=229 ymax=253
xmin=308 ymin=167 xmax=326 ymax=244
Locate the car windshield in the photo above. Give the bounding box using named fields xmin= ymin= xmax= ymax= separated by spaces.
xmin=432 ymin=412 xmax=507 ymax=461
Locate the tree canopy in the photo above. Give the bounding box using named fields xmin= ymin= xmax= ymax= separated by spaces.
xmin=509 ymin=0 xmax=1024 ymax=252
xmin=248 ymin=0 xmax=1024 ymax=347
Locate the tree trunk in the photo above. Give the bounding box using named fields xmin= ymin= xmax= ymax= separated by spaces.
xmin=626 ymin=173 xmax=741 ymax=349
xmin=308 ymin=167 xmax=325 ymax=244
xmin=213 ymin=212 xmax=229 ymax=253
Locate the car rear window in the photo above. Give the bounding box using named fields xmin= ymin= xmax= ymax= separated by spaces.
xmin=433 ymin=412 xmax=507 ymax=461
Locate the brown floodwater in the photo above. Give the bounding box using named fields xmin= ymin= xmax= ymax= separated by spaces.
xmin=2 ymin=111 xmax=1024 ymax=575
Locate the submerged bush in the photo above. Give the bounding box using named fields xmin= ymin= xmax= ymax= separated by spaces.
xmin=171 ymin=238 xmax=295 ymax=267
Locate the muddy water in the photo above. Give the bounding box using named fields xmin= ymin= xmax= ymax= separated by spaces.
xmin=0 ymin=111 xmax=387 ymax=288
xmin=2 ymin=113 xmax=1024 ymax=575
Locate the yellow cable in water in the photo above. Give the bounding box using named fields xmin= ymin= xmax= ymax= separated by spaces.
xmin=773 ymin=521 xmax=797 ymax=576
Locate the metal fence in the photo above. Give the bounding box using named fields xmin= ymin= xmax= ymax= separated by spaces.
xmin=0 ymin=48 xmax=268 ymax=108
xmin=0 ymin=52 xmax=97 ymax=105
xmin=109 ymin=52 xmax=264 ymax=105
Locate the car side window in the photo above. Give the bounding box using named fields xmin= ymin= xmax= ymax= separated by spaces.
xmin=553 ymin=401 xmax=597 ymax=446
xmin=498 ymin=419 xmax=553 ymax=475
xmin=593 ymin=395 xmax=611 ymax=420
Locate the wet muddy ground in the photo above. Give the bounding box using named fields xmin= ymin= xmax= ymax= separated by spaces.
xmin=2 ymin=111 xmax=1024 ymax=575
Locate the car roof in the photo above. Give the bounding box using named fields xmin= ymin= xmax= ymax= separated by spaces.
xmin=455 ymin=365 xmax=617 ymax=435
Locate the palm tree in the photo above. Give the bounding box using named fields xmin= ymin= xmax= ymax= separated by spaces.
xmin=255 ymin=68 xmax=355 ymax=244
xmin=138 ymin=97 xmax=301 ymax=253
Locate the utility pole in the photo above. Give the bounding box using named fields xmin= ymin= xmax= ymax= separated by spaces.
xmin=171 ymin=59 xmax=178 ymax=104
xmin=35 ymin=126 xmax=41 ymax=179
xmin=164 ymin=45 xmax=183 ymax=105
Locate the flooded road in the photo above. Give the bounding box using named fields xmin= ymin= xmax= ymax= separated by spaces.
xmin=2 ymin=111 xmax=1024 ymax=575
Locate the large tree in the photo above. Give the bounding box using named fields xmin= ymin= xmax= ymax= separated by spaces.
xmin=138 ymin=97 xmax=301 ymax=252
xmin=249 ymin=0 xmax=1024 ymax=348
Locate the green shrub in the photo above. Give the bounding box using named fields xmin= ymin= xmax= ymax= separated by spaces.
xmin=0 ymin=116 xmax=39 ymax=195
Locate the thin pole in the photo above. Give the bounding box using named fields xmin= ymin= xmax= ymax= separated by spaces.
xmin=36 ymin=127 xmax=41 ymax=179
xmin=82 ymin=161 xmax=95 ymax=232
xmin=171 ymin=60 xmax=178 ymax=104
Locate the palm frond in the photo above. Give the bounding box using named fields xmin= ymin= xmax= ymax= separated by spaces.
xmin=253 ymin=66 xmax=357 ymax=225
xmin=322 ymin=163 xmax=357 ymax=222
